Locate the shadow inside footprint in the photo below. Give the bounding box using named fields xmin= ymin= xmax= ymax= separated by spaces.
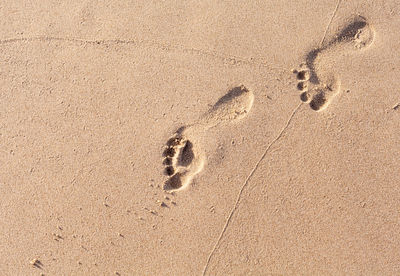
xmin=204 ymin=85 xmax=254 ymax=123
xmin=305 ymin=49 xmax=322 ymax=84
xmin=164 ymin=173 xmax=183 ymax=190
xmin=213 ymin=86 xmax=250 ymax=107
xmin=335 ymin=19 xmax=367 ymax=43
xmin=162 ymin=147 xmax=176 ymax=157
xmin=177 ymin=140 xmax=194 ymax=167
xmin=309 ymin=91 xmax=327 ymax=111
xmin=304 ymin=16 xmax=372 ymax=86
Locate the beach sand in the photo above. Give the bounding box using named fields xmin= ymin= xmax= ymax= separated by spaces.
xmin=0 ymin=0 xmax=399 ymax=275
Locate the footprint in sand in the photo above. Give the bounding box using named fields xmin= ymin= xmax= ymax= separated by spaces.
xmin=294 ymin=15 xmax=375 ymax=111
xmin=162 ymin=85 xmax=254 ymax=191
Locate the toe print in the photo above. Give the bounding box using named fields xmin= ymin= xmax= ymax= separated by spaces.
xmin=297 ymin=81 xmax=308 ymax=91
xmin=162 ymin=147 xmax=176 ymax=157
xmin=300 ymin=91 xmax=310 ymax=102
xmin=294 ymin=15 xmax=375 ymax=111
xmin=296 ymin=69 xmax=310 ymax=81
xmin=164 ymin=166 xmax=175 ymax=176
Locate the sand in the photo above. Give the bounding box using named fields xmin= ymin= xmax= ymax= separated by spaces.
xmin=0 ymin=0 xmax=399 ymax=275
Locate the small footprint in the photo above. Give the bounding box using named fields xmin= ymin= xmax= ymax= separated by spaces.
xmin=162 ymin=85 xmax=254 ymax=191
xmin=294 ymin=15 xmax=375 ymax=111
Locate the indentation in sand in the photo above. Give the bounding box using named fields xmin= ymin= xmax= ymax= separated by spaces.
xmin=294 ymin=15 xmax=375 ymax=111
xmin=162 ymin=85 xmax=254 ymax=191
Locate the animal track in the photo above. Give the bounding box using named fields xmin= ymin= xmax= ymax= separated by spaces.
xmin=294 ymin=15 xmax=375 ymax=111
xmin=162 ymin=85 xmax=254 ymax=191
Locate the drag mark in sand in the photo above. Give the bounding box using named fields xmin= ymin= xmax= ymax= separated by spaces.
xmin=320 ymin=0 xmax=343 ymax=47
xmin=162 ymin=85 xmax=254 ymax=191
xmin=202 ymin=102 xmax=301 ymax=275
xmin=0 ymin=36 xmax=276 ymax=70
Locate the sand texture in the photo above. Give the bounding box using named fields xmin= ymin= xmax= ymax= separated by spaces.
xmin=0 ymin=0 xmax=399 ymax=275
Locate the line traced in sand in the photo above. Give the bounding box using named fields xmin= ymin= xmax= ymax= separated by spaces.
xmin=0 ymin=36 xmax=279 ymax=70
xmin=320 ymin=0 xmax=343 ymax=47
xmin=202 ymin=103 xmax=302 ymax=275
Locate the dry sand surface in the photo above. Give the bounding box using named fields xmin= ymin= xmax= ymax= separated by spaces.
xmin=0 ymin=0 xmax=399 ymax=275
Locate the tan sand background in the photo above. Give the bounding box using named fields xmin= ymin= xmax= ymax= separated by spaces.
xmin=0 ymin=0 xmax=399 ymax=275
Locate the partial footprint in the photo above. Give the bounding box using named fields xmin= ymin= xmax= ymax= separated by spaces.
xmin=162 ymin=85 xmax=254 ymax=191
xmin=294 ymin=15 xmax=375 ymax=111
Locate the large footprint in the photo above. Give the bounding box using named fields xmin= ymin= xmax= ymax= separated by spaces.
xmin=162 ymin=85 xmax=254 ymax=191
xmin=294 ymin=15 xmax=375 ymax=111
